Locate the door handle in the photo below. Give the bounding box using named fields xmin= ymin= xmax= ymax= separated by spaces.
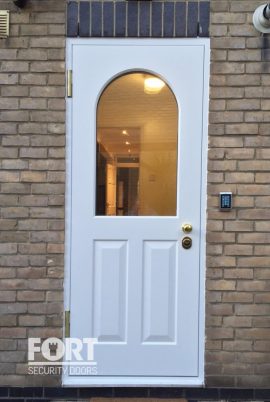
xmin=182 ymin=223 xmax=192 ymax=233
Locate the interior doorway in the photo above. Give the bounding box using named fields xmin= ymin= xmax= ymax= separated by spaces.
xmin=96 ymin=72 xmax=177 ymax=217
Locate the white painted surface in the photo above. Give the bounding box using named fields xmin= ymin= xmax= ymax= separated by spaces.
xmin=64 ymin=38 xmax=210 ymax=386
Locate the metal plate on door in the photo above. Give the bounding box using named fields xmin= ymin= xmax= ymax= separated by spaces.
xmin=182 ymin=236 xmax=192 ymax=249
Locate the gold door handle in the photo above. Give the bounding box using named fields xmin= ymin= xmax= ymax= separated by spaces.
xmin=182 ymin=223 xmax=192 ymax=233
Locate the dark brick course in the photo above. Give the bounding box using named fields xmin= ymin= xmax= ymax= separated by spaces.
xmin=67 ymin=1 xmax=78 ymax=37
xmin=91 ymin=1 xmax=102 ymax=36
xmin=1 ymin=387 xmax=270 ymax=401
xmin=79 ymin=1 xmax=90 ymax=36
xmin=67 ymin=1 xmax=210 ymax=38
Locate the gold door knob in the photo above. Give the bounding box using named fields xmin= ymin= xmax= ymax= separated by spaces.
xmin=182 ymin=223 xmax=192 ymax=233
xmin=182 ymin=236 xmax=192 ymax=249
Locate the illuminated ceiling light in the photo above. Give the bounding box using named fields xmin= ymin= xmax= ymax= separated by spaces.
xmin=128 ymin=149 xmax=131 ymax=153
xmin=144 ymin=77 xmax=165 ymax=95
xmin=122 ymin=130 xmax=128 ymax=135
xmin=125 ymin=141 xmax=130 ymax=145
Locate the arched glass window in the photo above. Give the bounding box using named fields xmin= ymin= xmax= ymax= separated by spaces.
xmin=96 ymin=72 xmax=178 ymax=216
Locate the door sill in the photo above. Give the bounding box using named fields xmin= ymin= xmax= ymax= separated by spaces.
xmin=62 ymin=375 xmax=204 ymax=387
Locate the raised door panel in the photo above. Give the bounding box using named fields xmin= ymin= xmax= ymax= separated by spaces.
xmin=93 ymin=241 xmax=128 ymax=342
xmin=142 ymin=241 xmax=177 ymax=343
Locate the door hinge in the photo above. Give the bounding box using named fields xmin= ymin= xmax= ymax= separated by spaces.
xmin=65 ymin=310 xmax=70 ymax=338
xmin=67 ymin=70 xmax=72 ymax=98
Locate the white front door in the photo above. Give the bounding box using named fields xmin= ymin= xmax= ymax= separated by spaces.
xmin=65 ymin=39 xmax=209 ymax=386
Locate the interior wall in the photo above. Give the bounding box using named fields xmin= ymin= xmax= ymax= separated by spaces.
xmin=139 ymin=119 xmax=177 ymax=216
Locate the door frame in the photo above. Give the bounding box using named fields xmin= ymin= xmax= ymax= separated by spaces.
xmin=64 ymin=38 xmax=210 ymax=387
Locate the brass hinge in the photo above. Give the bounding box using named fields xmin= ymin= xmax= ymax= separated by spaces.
xmin=67 ymin=70 xmax=72 ymax=98
xmin=65 ymin=310 xmax=70 ymax=338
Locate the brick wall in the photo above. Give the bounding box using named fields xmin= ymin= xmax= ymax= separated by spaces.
xmin=207 ymin=0 xmax=270 ymax=388
xmin=0 ymin=0 xmax=65 ymax=386
xmin=0 ymin=0 xmax=270 ymax=389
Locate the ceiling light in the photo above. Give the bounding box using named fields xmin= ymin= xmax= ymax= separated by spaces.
xmin=125 ymin=141 xmax=130 ymax=145
xmin=122 ymin=130 xmax=128 ymax=135
xmin=144 ymin=77 xmax=165 ymax=94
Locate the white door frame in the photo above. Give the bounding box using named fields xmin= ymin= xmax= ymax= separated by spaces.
xmin=64 ymin=38 xmax=210 ymax=387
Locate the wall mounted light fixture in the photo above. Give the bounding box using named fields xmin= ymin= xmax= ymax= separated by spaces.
xmin=253 ymin=3 xmax=270 ymax=33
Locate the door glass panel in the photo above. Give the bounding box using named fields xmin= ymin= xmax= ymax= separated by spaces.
xmin=96 ymin=72 xmax=178 ymax=216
